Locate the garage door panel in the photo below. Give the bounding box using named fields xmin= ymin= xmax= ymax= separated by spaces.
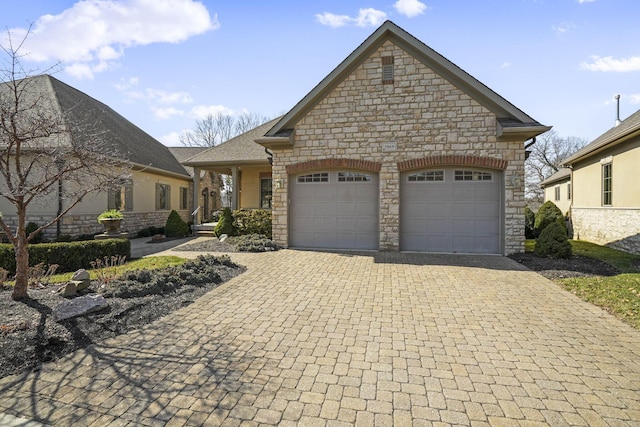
xmin=290 ymin=171 xmax=379 ymax=250
xmin=401 ymin=168 xmax=501 ymax=254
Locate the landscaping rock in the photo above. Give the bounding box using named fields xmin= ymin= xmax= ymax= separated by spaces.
xmin=53 ymin=295 xmax=109 ymax=321
xmin=73 ymin=280 xmax=90 ymax=292
xmin=58 ymin=282 xmax=77 ymax=298
xmin=71 ymin=269 xmax=89 ymax=281
xmin=219 ymin=234 xmax=228 ymax=242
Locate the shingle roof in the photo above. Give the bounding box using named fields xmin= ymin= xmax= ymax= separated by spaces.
xmin=540 ymin=168 xmax=571 ymax=187
xmin=562 ymin=109 xmax=640 ymax=165
xmin=183 ymin=117 xmax=281 ymax=166
xmin=167 ymin=147 xmax=207 ymax=176
xmin=6 ymin=75 xmax=190 ymax=178
xmin=265 ymin=20 xmax=550 ymax=139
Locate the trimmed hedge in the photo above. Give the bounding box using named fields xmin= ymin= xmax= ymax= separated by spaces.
xmin=214 ymin=207 xmax=236 ymax=237
xmin=233 ymin=209 xmax=272 ymax=239
xmin=165 ymin=210 xmax=190 ymax=237
xmin=0 ymin=239 xmax=131 ymax=274
xmin=524 ymin=206 xmax=536 ymax=239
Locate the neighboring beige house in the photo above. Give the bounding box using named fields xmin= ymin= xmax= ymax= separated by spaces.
xmin=540 ymin=168 xmax=572 ymax=215
xmin=190 ymin=21 xmax=550 ymax=254
xmin=168 ymin=147 xmax=223 ymax=222
xmin=562 ymin=109 xmax=640 ymax=253
xmin=0 ymin=75 xmax=193 ymax=239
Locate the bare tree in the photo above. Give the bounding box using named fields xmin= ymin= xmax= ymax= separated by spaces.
xmin=179 ymin=111 xmax=270 ymax=148
xmin=180 ymin=111 xmax=270 ymax=206
xmin=0 ymin=29 xmax=130 ymax=300
xmin=525 ymin=130 xmax=588 ymax=203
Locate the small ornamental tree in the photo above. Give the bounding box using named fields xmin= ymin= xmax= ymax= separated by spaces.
xmin=534 ymin=201 xmax=565 ymax=237
xmin=0 ymin=29 xmax=130 ymax=300
xmin=534 ymin=222 xmax=572 ymax=259
xmin=165 ymin=210 xmax=190 ymax=237
xmin=214 ymin=207 xmax=236 ymax=237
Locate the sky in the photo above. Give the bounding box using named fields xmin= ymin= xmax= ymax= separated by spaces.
xmin=1 ymin=0 xmax=639 ymax=146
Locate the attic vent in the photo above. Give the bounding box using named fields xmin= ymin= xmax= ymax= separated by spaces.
xmin=382 ymin=56 xmax=394 ymax=84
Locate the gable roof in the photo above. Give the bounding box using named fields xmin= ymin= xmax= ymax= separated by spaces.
xmin=167 ymin=147 xmax=208 ymax=177
xmin=263 ymin=20 xmax=550 ymax=141
xmin=3 ymin=75 xmax=190 ymax=178
xmin=183 ymin=117 xmax=281 ymax=167
xmin=562 ymin=109 xmax=640 ymax=166
xmin=540 ymin=167 xmax=571 ymax=188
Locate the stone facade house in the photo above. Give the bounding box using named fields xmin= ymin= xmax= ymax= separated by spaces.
xmin=251 ymin=21 xmax=550 ymax=254
xmin=0 ymin=75 xmax=194 ymax=240
xmin=540 ymin=168 xmax=572 ymax=215
xmin=562 ymin=109 xmax=640 ymax=253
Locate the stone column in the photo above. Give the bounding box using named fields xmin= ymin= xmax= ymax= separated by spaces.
xmin=193 ymin=167 xmax=201 ymax=225
xmin=231 ymin=167 xmax=239 ymax=210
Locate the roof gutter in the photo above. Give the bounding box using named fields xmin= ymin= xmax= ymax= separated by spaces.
xmin=562 ymin=123 xmax=640 ymax=166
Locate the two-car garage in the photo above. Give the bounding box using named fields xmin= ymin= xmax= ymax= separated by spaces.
xmin=289 ymin=167 xmax=502 ymax=254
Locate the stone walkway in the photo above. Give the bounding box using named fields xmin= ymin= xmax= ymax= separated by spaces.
xmin=1 ymin=249 xmax=639 ymax=426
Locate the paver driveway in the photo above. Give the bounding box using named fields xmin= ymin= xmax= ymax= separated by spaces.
xmin=1 ymin=249 xmax=640 ymax=426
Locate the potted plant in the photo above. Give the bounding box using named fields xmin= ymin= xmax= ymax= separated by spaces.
xmin=97 ymin=209 xmax=124 ymax=233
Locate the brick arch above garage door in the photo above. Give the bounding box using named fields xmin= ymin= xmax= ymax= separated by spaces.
xmin=398 ymin=155 xmax=508 ymax=172
xmin=286 ymin=158 xmax=382 ymax=174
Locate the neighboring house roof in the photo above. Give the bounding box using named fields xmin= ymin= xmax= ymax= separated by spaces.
xmin=540 ymin=168 xmax=571 ymax=188
xmin=262 ymin=20 xmax=550 ymax=142
xmin=562 ymin=109 xmax=640 ymax=166
xmin=183 ymin=117 xmax=281 ymax=167
xmin=167 ymin=147 xmax=207 ymax=177
xmin=4 ymin=75 xmax=190 ymax=178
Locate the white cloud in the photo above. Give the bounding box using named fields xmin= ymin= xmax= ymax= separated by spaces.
xmin=316 ymin=8 xmax=387 ymax=28
xmin=354 ymin=8 xmax=388 ymax=27
xmin=580 ymin=55 xmax=640 ymax=72
xmin=578 ymin=0 xmax=595 ymax=3
xmin=153 ymin=106 xmax=184 ymax=120
xmin=500 ymin=62 xmax=511 ymax=69
xmin=394 ymin=0 xmax=427 ymax=18
xmin=315 ymin=12 xmax=352 ymax=28
xmin=189 ymin=105 xmax=236 ymax=120
xmin=158 ymin=131 xmax=183 ymax=146
xmin=113 ymin=77 xmax=140 ymax=91
xmin=553 ymin=22 xmax=576 ymax=34
xmin=7 ymin=0 xmax=218 ymax=79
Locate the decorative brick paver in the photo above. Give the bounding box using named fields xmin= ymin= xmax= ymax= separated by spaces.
xmin=1 ymin=249 xmax=640 ymax=426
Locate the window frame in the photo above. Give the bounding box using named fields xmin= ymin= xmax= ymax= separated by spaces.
xmin=602 ymin=163 xmax=612 ymax=206
xmin=454 ymin=170 xmax=493 ymax=182
xmin=179 ymin=186 xmax=189 ymax=210
xmin=297 ymin=172 xmax=329 ymax=184
xmin=406 ymin=170 xmax=444 ymax=183
xmin=554 ymin=186 xmax=561 ymax=201
xmin=108 ymin=179 xmax=133 ymax=211
xmin=260 ymin=176 xmax=273 ymax=209
xmin=156 ymin=183 xmax=171 ymax=211
xmin=337 ymin=172 xmax=373 ymax=183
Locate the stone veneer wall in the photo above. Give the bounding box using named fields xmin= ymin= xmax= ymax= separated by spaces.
xmin=572 ymin=208 xmax=640 ymax=254
xmin=1 ymin=210 xmax=190 ymax=241
xmin=271 ymin=41 xmax=526 ymax=254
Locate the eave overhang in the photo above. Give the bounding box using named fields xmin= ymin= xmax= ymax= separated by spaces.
xmin=562 ymin=123 xmax=640 ymax=166
xmin=255 ymin=134 xmax=294 ymax=150
xmin=497 ymin=124 xmax=552 ymax=141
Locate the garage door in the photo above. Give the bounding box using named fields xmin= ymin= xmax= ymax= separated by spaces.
xmin=400 ymin=168 xmax=502 ymax=253
xmin=290 ymin=170 xmax=378 ymax=250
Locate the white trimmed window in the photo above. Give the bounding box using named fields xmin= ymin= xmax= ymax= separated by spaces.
xmin=297 ymin=172 xmax=329 ymax=183
xmin=407 ymin=170 xmax=444 ymax=182
xmin=454 ymin=170 xmax=492 ymax=181
xmin=338 ymin=172 xmax=372 ymax=182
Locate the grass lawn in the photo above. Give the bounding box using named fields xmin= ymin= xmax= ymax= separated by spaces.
xmin=23 ymin=256 xmax=187 ymax=285
xmin=527 ymin=239 xmax=640 ymax=329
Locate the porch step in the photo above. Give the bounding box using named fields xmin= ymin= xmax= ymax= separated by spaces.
xmin=192 ymin=222 xmax=217 ymax=237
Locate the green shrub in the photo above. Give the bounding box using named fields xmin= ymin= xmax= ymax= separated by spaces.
xmin=524 ymin=206 xmax=536 ymax=239
xmin=534 ymin=222 xmax=572 ymax=259
xmin=101 ymin=255 xmax=239 ymax=298
xmin=26 ymin=222 xmax=44 ymax=244
xmin=165 ymin=210 xmax=190 ymax=237
xmin=0 ymin=239 xmax=131 ymax=274
xmin=233 ymin=209 xmax=272 ymax=238
xmin=55 ymin=234 xmax=72 ymax=242
xmin=137 ymin=226 xmax=164 ymax=238
xmin=230 ymin=234 xmax=278 ymax=252
xmin=214 ymin=207 xmax=236 ymax=237
xmin=534 ymin=201 xmax=565 ymax=237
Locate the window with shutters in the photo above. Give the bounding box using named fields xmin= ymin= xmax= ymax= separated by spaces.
xmin=108 ymin=179 xmax=133 ymax=211
xmin=156 ymin=183 xmax=171 ymax=210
